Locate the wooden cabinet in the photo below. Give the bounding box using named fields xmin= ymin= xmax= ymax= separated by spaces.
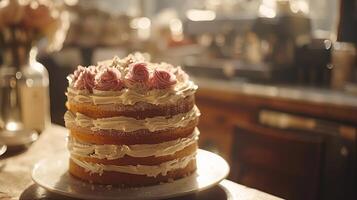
xmin=197 ymin=97 xmax=256 ymax=165
xmin=196 ymin=85 xmax=356 ymax=200
xmin=232 ymin=122 xmax=323 ymax=200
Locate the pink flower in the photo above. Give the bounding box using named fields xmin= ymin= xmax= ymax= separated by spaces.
xmin=150 ymin=69 xmax=177 ymax=89
xmin=74 ymin=68 xmax=95 ymax=92
xmin=94 ymin=68 xmax=123 ymax=91
xmin=125 ymin=62 xmax=149 ymax=87
xmin=73 ymin=65 xmax=86 ymax=81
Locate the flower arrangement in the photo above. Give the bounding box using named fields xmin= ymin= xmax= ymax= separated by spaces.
xmin=0 ymin=0 xmax=69 ymax=51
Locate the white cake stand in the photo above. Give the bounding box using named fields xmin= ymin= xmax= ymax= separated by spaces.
xmin=32 ymin=149 xmax=230 ymax=200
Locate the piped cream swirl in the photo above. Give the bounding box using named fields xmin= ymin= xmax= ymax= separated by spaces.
xmin=66 ymin=80 xmax=197 ymax=105
xmin=64 ymin=106 xmax=200 ymax=132
xmin=70 ymin=153 xmax=196 ymax=177
xmin=68 ymin=128 xmax=199 ymax=159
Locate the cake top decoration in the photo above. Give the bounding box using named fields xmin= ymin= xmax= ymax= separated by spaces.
xmin=125 ymin=62 xmax=150 ymax=89
xmin=67 ymin=52 xmax=189 ymax=93
xmin=150 ymin=69 xmax=177 ymax=89
xmin=94 ymin=67 xmax=123 ymax=91
xmin=73 ymin=68 xmax=95 ymax=92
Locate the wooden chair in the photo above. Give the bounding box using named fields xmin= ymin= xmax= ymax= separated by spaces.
xmin=231 ymin=121 xmax=323 ymax=200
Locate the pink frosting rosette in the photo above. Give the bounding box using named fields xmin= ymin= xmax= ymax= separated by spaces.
xmin=94 ymin=68 xmax=123 ymax=91
xmin=73 ymin=68 xmax=95 ymax=91
xmin=150 ymin=69 xmax=177 ymax=89
xmin=72 ymin=65 xmax=86 ymax=80
xmin=67 ymin=65 xmax=85 ymax=85
xmin=125 ymin=62 xmax=149 ymax=87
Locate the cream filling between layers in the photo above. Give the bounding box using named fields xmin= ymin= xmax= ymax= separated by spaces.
xmin=70 ymin=153 xmax=196 ymax=177
xmin=64 ymin=106 xmax=200 ymax=132
xmin=66 ymin=81 xmax=197 ymax=105
xmin=68 ymin=128 xmax=199 ymax=160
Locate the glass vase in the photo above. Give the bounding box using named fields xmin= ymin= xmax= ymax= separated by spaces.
xmin=0 ymin=27 xmax=50 ymax=146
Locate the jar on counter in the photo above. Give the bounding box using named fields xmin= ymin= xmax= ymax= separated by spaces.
xmin=330 ymin=42 xmax=356 ymax=90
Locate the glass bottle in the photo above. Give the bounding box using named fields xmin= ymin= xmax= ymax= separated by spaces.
xmin=19 ymin=48 xmax=51 ymax=132
xmin=0 ymin=27 xmax=50 ymax=145
xmin=0 ymin=42 xmax=31 ymax=133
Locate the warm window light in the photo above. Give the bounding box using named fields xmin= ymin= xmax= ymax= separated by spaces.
xmin=169 ymin=18 xmax=184 ymax=41
xmin=259 ymin=6 xmax=276 ymax=18
xmin=259 ymin=0 xmax=276 ymax=18
xmin=6 ymin=122 xmax=20 ymax=132
xmin=130 ymin=17 xmax=151 ymax=40
xmin=290 ymin=1 xmax=309 ymax=14
xmin=186 ymin=9 xmax=216 ymax=21
xmin=64 ymin=0 xmax=78 ymax=6
xmin=130 ymin=17 xmax=151 ymax=29
xmin=0 ymin=0 xmax=8 ymax=8
xmin=169 ymin=18 xmax=183 ymax=34
xmin=137 ymin=17 xmax=151 ymax=29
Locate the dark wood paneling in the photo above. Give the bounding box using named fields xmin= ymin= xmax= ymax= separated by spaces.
xmin=232 ymin=121 xmax=323 ymax=200
xmin=197 ymin=88 xmax=357 ymax=125
xmin=196 ymin=86 xmax=356 ymax=200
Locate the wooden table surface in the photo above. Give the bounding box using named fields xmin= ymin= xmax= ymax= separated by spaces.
xmin=0 ymin=125 xmax=282 ymax=200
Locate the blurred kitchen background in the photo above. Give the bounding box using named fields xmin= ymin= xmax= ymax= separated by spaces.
xmin=1 ymin=0 xmax=356 ymax=199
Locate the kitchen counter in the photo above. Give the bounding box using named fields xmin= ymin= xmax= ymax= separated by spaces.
xmin=194 ymin=77 xmax=357 ymax=126
xmin=194 ymin=77 xmax=357 ymax=108
xmin=0 ymin=125 xmax=282 ymax=200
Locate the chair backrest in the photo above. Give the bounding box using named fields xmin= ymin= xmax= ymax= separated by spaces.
xmin=232 ymin=121 xmax=323 ymax=200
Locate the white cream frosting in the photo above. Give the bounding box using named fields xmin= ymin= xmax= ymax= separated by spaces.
xmin=64 ymin=106 xmax=200 ymax=132
xmin=66 ymin=80 xmax=197 ymax=106
xmin=70 ymin=153 xmax=196 ymax=177
xmin=68 ymin=128 xmax=199 ymax=160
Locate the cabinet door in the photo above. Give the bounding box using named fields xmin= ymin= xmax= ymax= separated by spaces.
xmin=196 ymin=99 xmax=255 ymax=166
xmin=232 ymin=121 xmax=323 ymax=200
xmin=197 ymin=102 xmax=234 ymax=165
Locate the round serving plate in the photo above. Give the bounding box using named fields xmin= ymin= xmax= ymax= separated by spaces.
xmin=0 ymin=129 xmax=38 ymax=147
xmin=32 ymin=149 xmax=230 ymax=200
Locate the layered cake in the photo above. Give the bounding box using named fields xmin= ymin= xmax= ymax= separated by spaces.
xmin=64 ymin=53 xmax=200 ymax=186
